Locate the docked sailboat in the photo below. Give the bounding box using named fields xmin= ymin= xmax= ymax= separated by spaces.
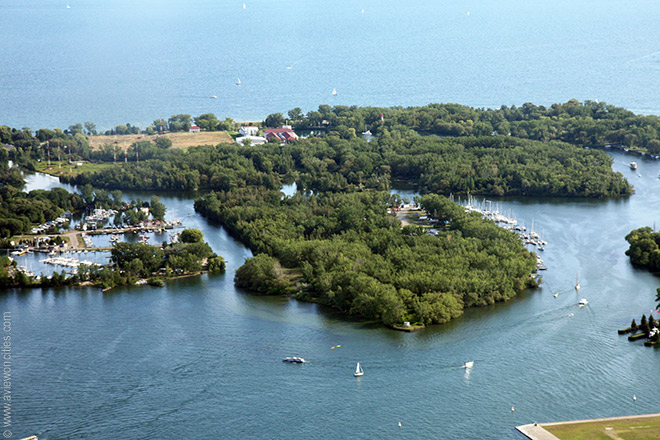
xmin=353 ymin=362 xmax=364 ymax=377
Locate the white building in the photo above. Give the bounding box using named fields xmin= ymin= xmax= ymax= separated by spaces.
xmin=236 ymin=136 xmax=267 ymax=146
xmin=239 ymin=126 xmax=259 ymax=137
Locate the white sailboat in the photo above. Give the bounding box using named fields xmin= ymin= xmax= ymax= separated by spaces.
xmin=66 ymin=1 xmax=71 ymax=8
xmin=353 ymin=362 xmax=364 ymax=377
xmin=332 ymin=88 xmax=337 ymax=96
xmin=236 ymin=78 xmax=242 ymax=86
xmin=243 ymin=3 xmax=246 ymax=9
xmin=575 ymin=273 xmax=581 ymax=291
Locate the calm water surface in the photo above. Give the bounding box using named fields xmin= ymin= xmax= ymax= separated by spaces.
xmin=2 ymin=0 xmax=660 ymax=129
xmin=4 ymin=151 xmax=660 ymax=439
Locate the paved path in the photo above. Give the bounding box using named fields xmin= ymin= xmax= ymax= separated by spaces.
xmin=517 ymin=413 xmax=660 ymax=439
xmin=516 ymin=424 xmax=560 ymax=440
xmin=395 ymin=208 xmax=413 ymax=226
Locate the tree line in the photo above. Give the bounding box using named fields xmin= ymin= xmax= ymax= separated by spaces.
xmin=272 ymin=100 xmax=660 ymax=154
xmin=55 ymin=132 xmax=631 ymax=198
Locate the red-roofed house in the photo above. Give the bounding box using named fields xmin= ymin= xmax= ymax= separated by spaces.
xmin=189 ymin=125 xmax=201 ymax=133
xmin=263 ymin=127 xmax=298 ymax=144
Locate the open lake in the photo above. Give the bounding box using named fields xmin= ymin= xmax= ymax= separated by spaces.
xmin=4 ymin=151 xmax=660 ymax=439
xmin=2 ymin=0 xmax=660 ymax=129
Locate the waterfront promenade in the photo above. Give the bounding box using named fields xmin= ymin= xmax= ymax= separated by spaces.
xmin=517 ymin=413 xmax=660 ymax=439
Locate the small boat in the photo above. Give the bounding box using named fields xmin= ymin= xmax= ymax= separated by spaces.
xmin=353 ymin=361 xmax=364 ymax=377
xmin=332 ymin=88 xmax=337 ymax=96
xmin=630 ymin=161 xmax=638 ymax=170
xmin=210 ymin=95 xmax=217 ymax=99
xmin=553 ymin=293 xmax=558 ymax=298
xmin=243 ymin=3 xmax=246 ymax=8
xmin=66 ymin=2 xmax=70 ymax=8
xmin=462 ymin=361 xmax=474 ymax=369
xmin=236 ymin=78 xmax=242 ymax=86
xmin=362 ymin=130 xmax=372 ymax=136
xmin=578 ymin=298 xmax=588 ymax=306
xmin=575 ymin=273 xmax=581 ymax=291
xmin=283 ymin=356 xmax=305 ymax=363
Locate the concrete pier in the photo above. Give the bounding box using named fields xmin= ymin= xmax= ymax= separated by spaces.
xmin=517 ymin=413 xmax=660 ymax=439
xmin=516 ymin=424 xmax=560 ymax=440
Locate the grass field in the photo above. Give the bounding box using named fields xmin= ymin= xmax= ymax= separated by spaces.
xmin=88 ymin=131 xmax=233 ymax=150
xmin=543 ymin=414 xmax=660 ymax=440
xmin=34 ymin=161 xmax=116 ymax=177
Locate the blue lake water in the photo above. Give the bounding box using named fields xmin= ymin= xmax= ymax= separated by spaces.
xmin=5 ymin=152 xmax=660 ymax=439
xmin=2 ymin=0 xmax=660 ymax=130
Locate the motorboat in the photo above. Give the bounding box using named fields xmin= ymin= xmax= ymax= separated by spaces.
xmin=283 ymin=356 xmax=305 ymax=363
xmin=462 ymin=361 xmax=474 ymax=369
xmin=578 ymin=298 xmax=588 ymax=306
xmin=630 ymin=161 xmax=638 ymax=170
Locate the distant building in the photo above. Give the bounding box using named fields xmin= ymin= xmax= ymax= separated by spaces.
xmin=236 ymin=136 xmax=267 ymax=146
xmin=189 ymin=125 xmax=201 ymax=133
xmin=264 ymin=127 xmax=299 ymax=144
xmin=239 ymin=126 xmax=259 ymax=137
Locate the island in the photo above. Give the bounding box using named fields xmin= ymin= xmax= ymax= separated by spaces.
xmin=4 ymin=99 xmax=655 ymax=327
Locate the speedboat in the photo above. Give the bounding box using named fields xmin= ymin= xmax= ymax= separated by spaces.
xmin=462 ymin=361 xmax=474 ymax=369
xmin=283 ymin=356 xmax=305 ymax=363
xmin=578 ymin=298 xmax=588 ymax=306
xmin=630 ymin=161 xmax=638 ymax=170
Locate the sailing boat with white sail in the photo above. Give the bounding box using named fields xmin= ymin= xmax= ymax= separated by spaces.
xmin=575 ymin=273 xmax=581 ymax=291
xmin=353 ymin=362 xmax=364 ymax=377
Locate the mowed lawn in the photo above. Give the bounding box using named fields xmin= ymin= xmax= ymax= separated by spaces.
xmin=544 ymin=415 xmax=660 ymax=440
xmin=88 ymin=131 xmax=233 ymax=150
xmin=34 ymin=161 xmax=116 ymax=177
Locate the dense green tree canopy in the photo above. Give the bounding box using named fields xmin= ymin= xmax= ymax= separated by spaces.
xmin=195 ymin=188 xmax=537 ymax=326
